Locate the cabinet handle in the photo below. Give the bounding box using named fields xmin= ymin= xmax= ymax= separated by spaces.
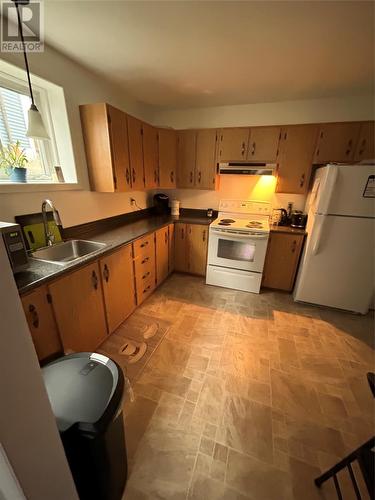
xmin=202 ymin=230 xmax=206 ymax=242
xmin=198 ymin=171 xmax=201 ymax=183
xmin=141 ymin=256 xmax=149 ymax=264
xmin=92 ymin=270 xmax=98 ymax=290
xmin=251 ymin=141 xmax=256 ymax=155
xmin=347 ymin=139 xmax=353 ymax=148
xmin=190 ymin=171 xmax=193 ymax=183
xmin=300 ymin=173 xmax=305 ymax=188
xmin=140 ymin=241 xmax=149 ymax=248
xmin=315 ymin=149 xmax=320 ymax=157
xmin=103 ymin=263 xmax=110 ymax=283
xmin=291 ymin=240 xmax=297 ymax=253
xmin=154 ymin=170 xmax=157 ymax=184
xmin=28 ymin=304 xmax=39 ymax=328
xmin=143 ymin=285 xmax=151 ymax=293
xmin=132 ymin=168 xmax=136 ymax=183
xmin=181 ymin=228 xmax=184 ymax=239
xmin=241 ymin=142 xmax=246 ymax=156
xmin=126 ymin=169 xmax=131 ymax=186
xmin=165 ymin=231 xmax=168 ymax=244
xmin=142 ymin=271 xmax=150 ymax=280
xmin=170 ymin=171 xmax=174 ymax=183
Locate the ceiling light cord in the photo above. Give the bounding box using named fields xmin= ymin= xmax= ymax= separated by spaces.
xmin=14 ymin=1 xmax=35 ymax=106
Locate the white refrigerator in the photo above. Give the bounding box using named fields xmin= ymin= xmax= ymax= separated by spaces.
xmin=294 ymin=163 xmax=375 ymax=314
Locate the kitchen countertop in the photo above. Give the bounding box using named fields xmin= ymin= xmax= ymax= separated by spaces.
xmin=16 ymin=214 xmax=214 ymax=294
xmin=270 ymin=224 xmax=307 ymax=235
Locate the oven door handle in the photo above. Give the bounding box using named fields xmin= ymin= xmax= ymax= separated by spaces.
xmin=210 ymin=229 xmax=269 ymax=240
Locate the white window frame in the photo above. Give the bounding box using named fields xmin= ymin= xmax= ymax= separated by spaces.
xmin=0 ymin=59 xmax=80 ymax=193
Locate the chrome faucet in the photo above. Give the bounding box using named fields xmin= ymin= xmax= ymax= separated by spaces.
xmin=42 ymin=199 xmax=62 ymax=247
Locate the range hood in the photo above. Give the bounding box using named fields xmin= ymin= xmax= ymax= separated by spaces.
xmin=218 ymin=162 xmax=275 ymax=176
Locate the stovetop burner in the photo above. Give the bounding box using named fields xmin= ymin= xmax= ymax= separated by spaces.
xmin=218 ymin=222 xmax=232 ymax=226
xmin=247 ymin=220 xmax=263 ymax=228
xmin=220 ymin=218 xmax=235 ymax=223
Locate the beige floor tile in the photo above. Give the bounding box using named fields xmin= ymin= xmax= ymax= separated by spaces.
xmin=188 ymin=471 xmax=249 ymax=500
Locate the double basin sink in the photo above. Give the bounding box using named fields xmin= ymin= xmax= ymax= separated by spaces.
xmin=31 ymin=239 xmax=106 ymax=266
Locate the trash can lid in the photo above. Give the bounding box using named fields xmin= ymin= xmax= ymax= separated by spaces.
xmin=42 ymin=352 xmax=120 ymax=432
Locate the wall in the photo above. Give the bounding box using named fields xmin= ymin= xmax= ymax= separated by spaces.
xmin=0 ymin=46 xmax=154 ymax=228
xmin=152 ymin=94 xmax=374 ymax=211
xmin=0 ymin=238 xmax=79 ymax=500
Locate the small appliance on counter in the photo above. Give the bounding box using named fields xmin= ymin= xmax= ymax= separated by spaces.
xmin=0 ymin=222 xmax=29 ymax=273
xmin=290 ymin=211 xmax=308 ymax=229
xmin=170 ymin=199 xmax=180 ymax=216
xmin=272 ymin=208 xmax=289 ymax=226
xmin=207 ymin=208 xmax=213 ymax=218
xmin=153 ymin=193 xmax=170 ymax=215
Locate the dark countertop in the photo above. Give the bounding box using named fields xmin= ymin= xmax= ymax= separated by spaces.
xmin=16 ymin=214 xmax=214 ymax=294
xmin=270 ymin=224 xmax=307 ymax=235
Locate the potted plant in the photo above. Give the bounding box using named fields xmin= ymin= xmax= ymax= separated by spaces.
xmin=0 ymin=141 xmax=29 ymax=183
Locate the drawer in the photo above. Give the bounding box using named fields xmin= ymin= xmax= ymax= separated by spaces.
xmin=135 ymin=256 xmax=154 ymax=283
xmin=136 ymin=271 xmax=155 ymax=305
xmin=133 ymin=233 xmax=155 ymax=259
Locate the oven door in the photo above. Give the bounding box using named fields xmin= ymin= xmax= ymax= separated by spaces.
xmin=208 ymin=228 xmax=269 ymax=272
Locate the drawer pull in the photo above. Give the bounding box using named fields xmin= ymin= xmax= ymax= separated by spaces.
xmin=143 ymin=285 xmax=151 ymax=293
xmin=29 ymin=304 xmax=39 ymax=328
xmin=142 ymin=271 xmax=150 ymax=280
xmin=126 ymin=169 xmax=130 ymax=186
xmin=92 ymin=270 xmax=99 ymax=290
xmin=141 ymin=257 xmax=149 ymax=264
xmin=132 ymin=168 xmax=136 ymax=183
xmin=140 ymin=241 xmax=149 ymax=248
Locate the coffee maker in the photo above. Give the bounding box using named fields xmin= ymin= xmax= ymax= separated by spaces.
xmin=153 ymin=193 xmax=170 ymax=215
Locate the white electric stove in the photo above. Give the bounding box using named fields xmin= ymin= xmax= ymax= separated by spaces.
xmin=206 ymin=200 xmax=271 ymax=293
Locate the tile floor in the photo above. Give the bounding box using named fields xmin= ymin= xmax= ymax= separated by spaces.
xmin=99 ymin=273 xmax=375 ymax=500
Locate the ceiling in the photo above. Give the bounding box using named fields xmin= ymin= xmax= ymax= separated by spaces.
xmin=43 ymin=1 xmax=374 ymax=109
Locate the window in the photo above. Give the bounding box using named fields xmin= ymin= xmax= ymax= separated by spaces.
xmin=0 ymin=59 xmax=77 ymax=189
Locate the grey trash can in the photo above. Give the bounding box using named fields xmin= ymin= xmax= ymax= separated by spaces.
xmin=43 ymin=352 xmax=127 ymax=500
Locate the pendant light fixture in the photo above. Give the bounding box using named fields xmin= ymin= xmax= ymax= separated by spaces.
xmin=13 ymin=0 xmax=49 ymax=139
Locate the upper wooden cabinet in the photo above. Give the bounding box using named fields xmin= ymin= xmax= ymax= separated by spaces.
xmin=217 ymin=128 xmax=249 ymax=162
xmin=127 ymin=115 xmax=145 ymax=190
xmin=155 ymin=226 xmax=169 ymax=286
xmin=21 ymin=285 xmax=62 ymax=363
xmin=354 ymin=121 xmax=375 ymax=162
xmin=313 ymin=122 xmax=361 ymax=163
xmin=100 ymin=245 xmax=136 ymax=334
xmin=143 ymin=122 xmax=159 ymax=189
xmin=276 ymin=124 xmax=318 ymax=194
xmin=158 ymin=128 xmax=177 ymax=188
xmin=80 ymin=103 xmax=131 ymax=192
xmin=177 ymin=130 xmax=196 ymax=188
xmin=48 ymin=262 xmax=108 ymax=353
xmin=247 ymin=126 xmax=281 ymax=162
xmin=196 ymin=129 xmax=218 ymax=189
xmin=262 ymin=232 xmax=305 ymax=291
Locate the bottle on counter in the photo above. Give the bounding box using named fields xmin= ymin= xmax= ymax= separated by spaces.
xmin=207 ymin=208 xmax=213 ymax=218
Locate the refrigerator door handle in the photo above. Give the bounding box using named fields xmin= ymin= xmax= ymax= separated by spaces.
xmin=318 ymin=165 xmax=339 ymax=215
xmin=312 ymin=217 xmax=325 ymax=256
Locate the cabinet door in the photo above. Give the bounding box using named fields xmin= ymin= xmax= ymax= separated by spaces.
xmin=177 ymin=130 xmax=196 ymax=188
xmin=80 ymin=103 xmax=117 ymax=192
xmin=187 ymin=224 xmax=208 ymax=276
xmin=127 ymin=114 xmax=145 ymax=190
xmin=196 ymin=129 xmax=218 ymax=190
xmin=247 ymin=126 xmax=281 ymax=162
xmin=262 ymin=233 xmax=304 ymax=291
xmin=21 ymin=286 xmax=62 ymax=362
xmin=276 ymin=124 xmax=318 ymax=194
xmin=143 ymin=122 xmax=159 ymax=189
xmin=354 ymin=121 xmax=375 ymax=162
xmin=100 ymin=245 xmax=136 ymax=333
xmin=168 ymin=223 xmax=175 ymax=274
xmin=174 ymin=223 xmax=188 ymax=272
xmin=107 ymin=105 xmax=132 ymax=191
xmin=217 ymin=128 xmax=249 ymax=161
xmin=156 ymin=226 xmax=169 ymax=285
xmin=49 ymin=262 xmax=107 ymax=352
xmin=158 ymin=128 xmax=177 ymax=188
xmin=313 ymin=122 xmax=361 ymax=163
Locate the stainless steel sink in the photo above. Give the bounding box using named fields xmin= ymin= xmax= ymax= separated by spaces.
xmin=31 ymin=239 xmax=107 ymax=266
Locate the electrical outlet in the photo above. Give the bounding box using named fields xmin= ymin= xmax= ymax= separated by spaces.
xmin=130 ymin=198 xmax=136 ymax=206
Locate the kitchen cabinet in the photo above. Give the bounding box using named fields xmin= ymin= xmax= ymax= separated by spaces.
xmin=177 ymin=130 xmax=196 ymax=188
xmin=168 ymin=223 xmax=175 ymax=273
xmin=100 ymin=244 xmax=136 ymax=333
xmin=174 ymin=223 xmax=208 ymax=276
xmin=354 ymin=121 xmax=375 ymax=162
xmin=217 ymin=128 xmax=250 ymax=162
xmin=143 ymin=122 xmax=159 ymax=189
xmin=127 ymin=114 xmax=145 ymax=190
xmin=158 ymin=128 xmax=177 ymax=188
xmin=133 ymin=233 xmax=156 ymax=304
xmin=21 ymin=285 xmax=62 ymax=362
xmin=155 ymin=226 xmax=169 ymax=285
xmin=174 ymin=223 xmax=188 ymax=272
xmin=48 ymin=262 xmax=108 ymax=352
xmin=247 ymin=126 xmax=281 ymax=162
xmin=262 ymin=232 xmax=305 ymax=291
xmin=80 ymin=103 xmax=131 ymax=192
xmin=187 ymin=224 xmax=208 ymax=276
xmin=276 ymin=124 xmax=318 ymax=194
xmin=195 ymin=129 xmax=218 ymax=189
xmin=313 ymin=122 xmax=361 ymax=163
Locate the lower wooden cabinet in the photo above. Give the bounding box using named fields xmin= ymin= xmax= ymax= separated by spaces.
xmin=262 ymin=232 xmax=305 ymax=292
xmin=21 ymin=285 xmax=62 ymax=362
xmin=100 ymin=244 xmax=136 ymax=334
xmin=168 ymin=224 xmax=175 ymax=273
xmin=48 ymin=261 xmax=108 ymax=352
xmin=174 ymin=223 xmax=208 ymax=276
xmin=155 ymin=226 xmax=169 ymax=285
xmin=133 ymin=232 xmax=156 ymax=304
